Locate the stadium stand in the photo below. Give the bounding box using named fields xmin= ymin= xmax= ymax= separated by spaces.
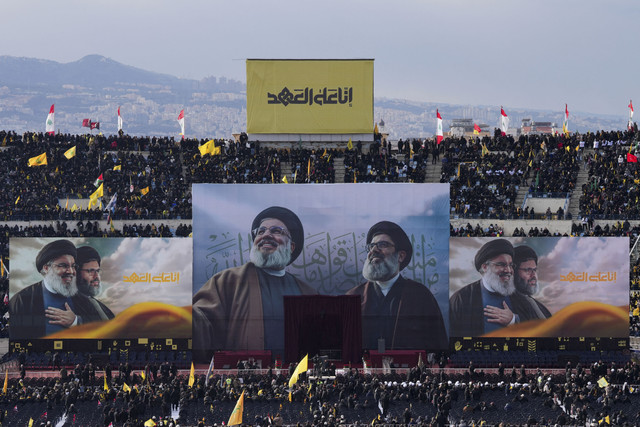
xmin=0 ymin=127 xmax=639 ymax=425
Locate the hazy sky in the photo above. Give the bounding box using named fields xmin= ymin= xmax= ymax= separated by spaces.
xmin=1 ymin=1 xmax=638 ymax=116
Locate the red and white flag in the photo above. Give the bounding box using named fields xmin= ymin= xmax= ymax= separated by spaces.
xmin=500 ymin=106 xmax=509 ymax=136
xmin=436 ymin=109 xmax=443 ymax=144
xmin=118 ymin=106 xmax=123 ymax=132
xmin=629 ymin=100 xmax=634 ymax=130
xmin=177 ymin=109 xmax=185 ymax=139
xmin=45 ymin=104 xmax=55 ymax=135
xmin=562 ymin=104 xmax=569 ymax=135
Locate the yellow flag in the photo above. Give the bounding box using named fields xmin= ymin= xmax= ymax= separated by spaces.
xmin=212 ymin=146 xmax=222 ymax=156
xmin=144 ymin=419 xmax=156 ymax=427
xmin=228 ymin=390 xmax=245 ymax=426
xmin=15 ymin=196 xmax=20 ymax=205
xmin=140 ymin=370 xmax=146 ymax=381
xmin=282 ymin=176 xmax=289 ymax=184
xmin=347 ymin=138 xmax=353 ymax=150
xmin=198 ymin=139 xmax=215 ymax=156
xmin=2 ymin=369 xmax=7 ymax=394
xmin=113 ymin=165 xmax=122 ymax=171
xmin=64 ymin=146 xmax=76 ymax=159
xmin=374 ymin=123 xmax=379 ymax=134
xmin=140 ymin=187 xmax=150 ymax=196
xmin=123 ymin=382 xmax=131 ymax=392
xmin=28 ymin=152 xmax=47 ymax=167
xmin=28 ymin=418 xmax=34 ymax=427
xmin=597 ymin=377 xmax=609 ymax=388
xmin=71 ymin=203 xmax=78 ymax=212
xmin=90 ymin=183 xmax=104 ymax=200
xmin=188 ymin=362 xmax=195 ymax=387
xmin=288 ymin=354 xmax=308 ymax=388
xmin=104 ymin=375 xmax=109 ymax=391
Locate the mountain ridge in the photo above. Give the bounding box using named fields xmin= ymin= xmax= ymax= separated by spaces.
xmin=0 ymin=55 xmax=629 ymax=139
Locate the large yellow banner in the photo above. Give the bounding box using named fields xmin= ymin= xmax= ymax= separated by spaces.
xmin=246 ymin=59 xmax=373 ymax=134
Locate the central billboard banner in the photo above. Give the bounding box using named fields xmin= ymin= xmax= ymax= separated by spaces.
xmin=192 ymin=183 xmax=450 ymax=359
xmin=246 ymin=59 xmax=374 ymax=134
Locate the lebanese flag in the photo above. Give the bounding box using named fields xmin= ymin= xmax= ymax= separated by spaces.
xmin=500 ymin=107 xmax=509 ymax=136
xmin=627 ymin=153 xmax=638 ymax=163
xmin=629 ymin=100 xmax=634 ymax=130
xmin=82 ymin=119 xmax=91 ymax=128
xmin=45 ymin=104 xmax=55 ymax=134
xmin=436 ymin=109 xmax=443 ymax=144
xmin=562 ymin=104 xmax=569 ymax=135
xmin=118 ymin=106 xmax=123 ymax=132
xmin=177 ymin=109 xmax=185 ymax=139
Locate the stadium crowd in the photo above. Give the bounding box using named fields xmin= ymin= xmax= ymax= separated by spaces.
xmin=1 ymin=356 xmax=640 ymax=426
xmin=1 ymin=126 xmax=640 ymax=425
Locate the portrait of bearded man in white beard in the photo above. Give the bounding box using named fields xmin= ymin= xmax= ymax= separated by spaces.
xmin=347 ymin=221 xmax=448 ymax=351
xmin=9 ymin=239 xmax=120 ymax=339
xmin=450 ymin=238 xmax=552 ymax=337
xmin=362 ymin=248 xmax=400 ymax=282
xmin=249 ymin=228 xmax=293 ymax=271
xmin=480 ymin=259 xmax=516 ymax=297
xmin=43 ymin=261 xmax=78 ymax=298
xmin=193 ymin=206 xmax=317 ymax=358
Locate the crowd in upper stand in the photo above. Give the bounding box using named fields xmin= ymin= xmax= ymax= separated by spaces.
xmin=0 ymin=127 xmax=638 ymax=222
xmin=579 ymin=135 xmax=640 ymax=219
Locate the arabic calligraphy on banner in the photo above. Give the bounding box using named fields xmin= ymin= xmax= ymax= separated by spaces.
xmin=123 ymin=272 xmax=180 ymax=284
xmin=203 ymin=231 xmax=439 ymax=295
xmin=267 ymin=87 xmax=353 ymax=106
xmin=246 ymin=59 xmax=373 ymax=134
xmin=560 ymin=272 xmax=617 ymax=282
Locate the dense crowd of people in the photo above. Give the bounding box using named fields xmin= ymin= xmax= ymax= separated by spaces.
xmin=1 ymin=126 xmax=640 ymax=425
xmin=1 ymin=356 xmax=640 ymax=426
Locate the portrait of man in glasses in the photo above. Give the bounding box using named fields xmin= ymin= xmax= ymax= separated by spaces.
xmin=193 ymin=206 xmax=316 ymax=358
xmin=449 ymin=239 xmax=545 ymax=337
xmin=75 ymin=246 xmax=115 ymax=321
xmin=10 ymin=239 xmax=116 ymax=339
xmin=513 ymin=245 xmax=551 ymax=319
xmin=346 ymin=221 xmax=448 ymax=350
